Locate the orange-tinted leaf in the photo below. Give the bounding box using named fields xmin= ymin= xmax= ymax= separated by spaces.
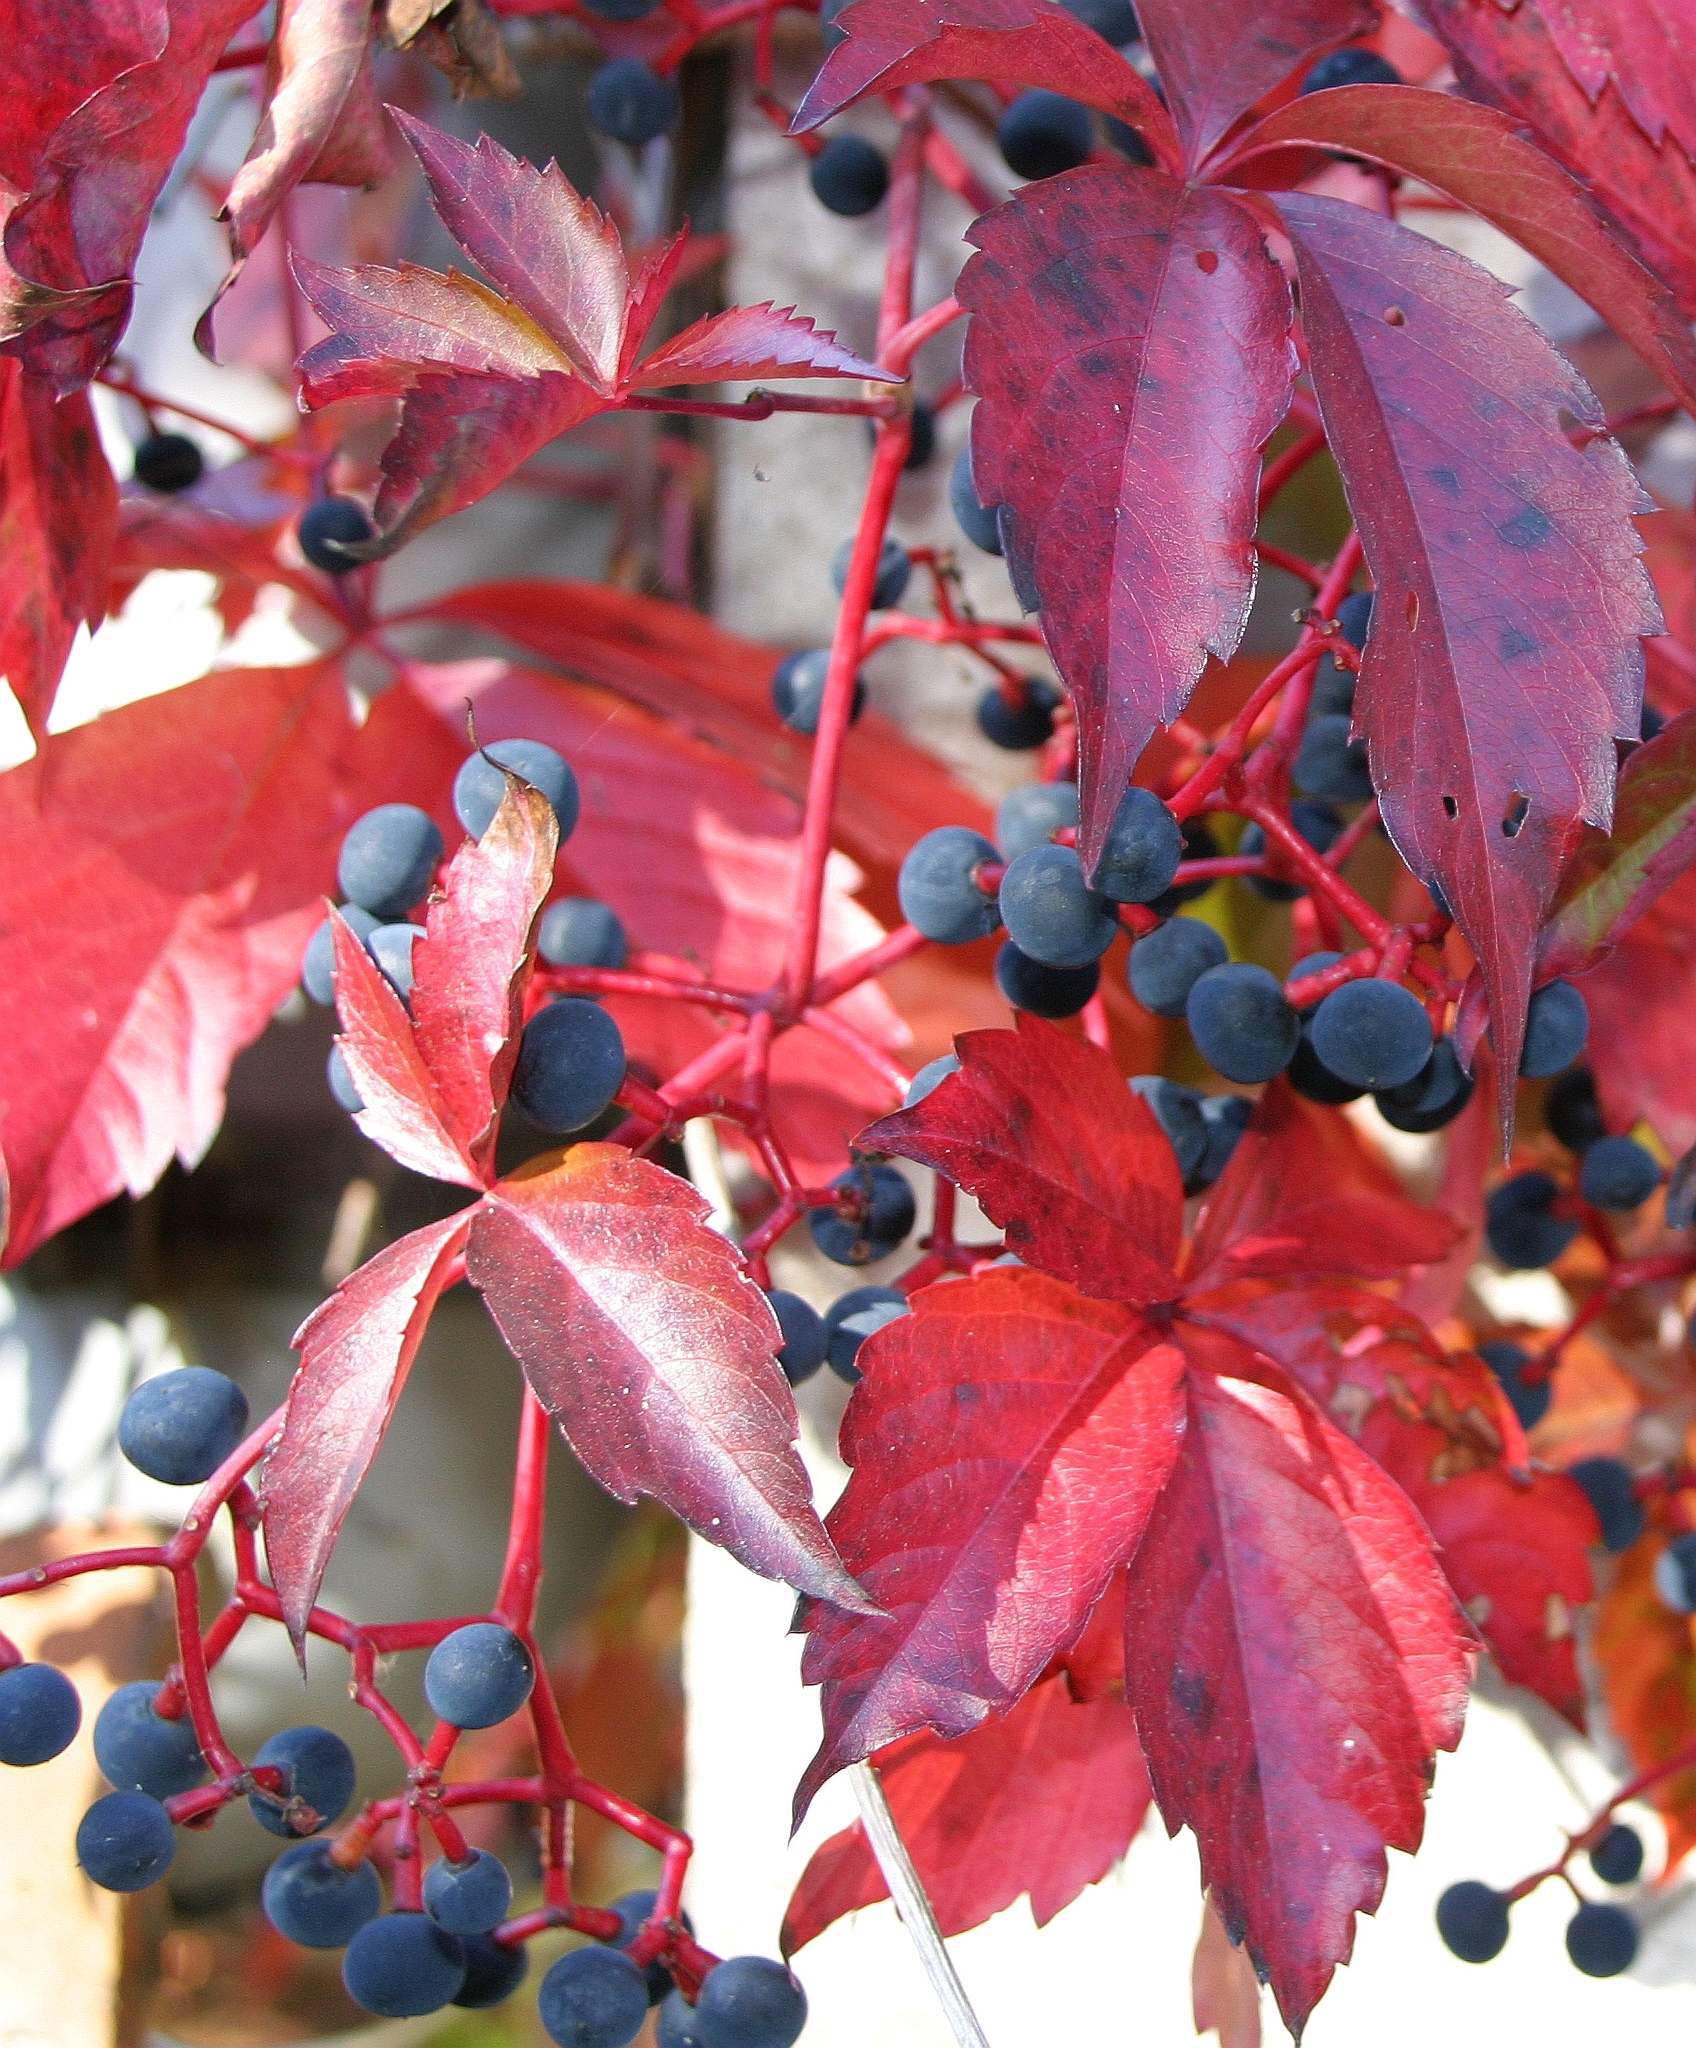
xmin=782 ymin=1673 xmax=1150 ymax=1952
xmin=1125 ymin=1326 xmax=1469 ymax=2034
xmin=861 ymin=1017 xmax=1185 ymax=1306
xmin=1578 ymin=862 xmax=1696 ymax=1152
xmin=263 ymin=1212 xmax=471 ymax=1651
xmin=797 ymin=1269 xmax=1186 ymax=1815
xmin=467 ymin=1145 xmax=868 ymax=1609
xmin=1596 ymin=1517 xmax=1696 ymax=1867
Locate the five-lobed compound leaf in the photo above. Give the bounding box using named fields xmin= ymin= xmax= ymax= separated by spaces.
xmin=959 ymin=169 xmax=1295 ymax=873
xmin=796 ymin=1268 xmax=1187 ymax=1816
xmin=0 ymin=663 xmax=460 ymax=1267
xmin=1280 ymin=193 xmax=1661 ymax=1115
xmin=466 ymin=1143 xmax=868 ymax=1610
xmin=1134 ymin=0 xmax=1374 ymax=169
xmin=263 ymin=1211 xmax=472 ymax=1654
xmin=792 ymin=0 xmax=1175 ymax=152
xmin=1124 ymin=1324 xmax=1470 ymax=2033
xmin=1228 ymin=85 xmax=1696 ymax=415
xmin=782 ymin=1671 xmax=1151 ymax=1953
xmin=0 ymin=358 xmax=117 ymax=734
xmin=860 ymin=1016 xmax=1184 ymax=1305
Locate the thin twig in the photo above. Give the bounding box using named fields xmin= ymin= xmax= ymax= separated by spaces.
xmin=850 ymin=1761 xmax=993 ymax=2048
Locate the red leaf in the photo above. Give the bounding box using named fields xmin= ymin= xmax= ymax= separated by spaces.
xmin=797 ymin=1269 xmax=1186 ymax=1814
xmin=0 ymin=665 xmax=460 ymax=1267
xmin=860 ymin=1017 xmax=1184 ymax=1305
xmin=0 ymin=359 xmax=117 ymax=734
xmin=466 ymin=1144 xmax=868 ymax=1609
xmin=1572 ymin=862 xmax=1696 ymax=1152
xmin=263 ymin=1212 xmax=471 ymax=1651
xmin=1368 ymin=1423 xmax=1596 ymax=1720
xmin=1135 ymin=0 xmax=1374 ymax=169
xmin=1540 ymin=706 xmax=1696 ymax=978
xmin=1186 ymin=1081 xmax=1460 ymax=1287
xmin=409 ymin=779 xmax=558 ymax=1180
xmin=1193 ymin=1896 xmax=1263 ymax=2048
xmin=792 ymin=0 xmax=1175 ymax=150
xmin=0 ymin=0 xmax=258 ymax=388
xmin=1125 ymin=1326 xmax=1470 ymax=2033
xmin=782 ymin=1673 xmax=1151 ymax=1952
xmin=958 ymin=170 xmax=1294 ymax=871
xmin=1526 ymin=0 xmax=1696 ymax=157
xmin=1279 ymin=192 xmax=1660 ymax=1109
xmin=1422 ymin=0 xmax=1696 ymax=317
xmin=630 ymin=303 xmax=890 ymax=388
xmin=1228 ymin=84 xmax=1696 ymax=414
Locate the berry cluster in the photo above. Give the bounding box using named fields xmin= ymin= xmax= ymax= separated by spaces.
xmin=1437 ymin=1818 xmax=1645 ymax=1979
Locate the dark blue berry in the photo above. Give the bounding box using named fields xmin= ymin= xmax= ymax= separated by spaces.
xmin=995 ymin=941 xmax=1098 ymax=1018
xmin=1295 ymin=713 xmax=1372 ymax=802
xmin=1127 ymin=1076 xmax=1207 ymax=1179
xmin=901 ymin=398 xmax=936 ymax=469
xmin=771 ymin=648 xmax=866 ymax=734
xmin=1287 ymin=1029 xmax=1365 ymax=1105
xmin=95 ymin=1682 xmax=206 ymax=1800
xmin=996 ymin=781 xmax=1077 ymax=860
xmin=1128 ymin=917 xmax=1227 ymax=1017
xmin=605 ymin=1887 xmax=695 ymax=2002
xmin=1376 ymin=1037 xmax=1474 ymax=1132
xmin=424 ymin=1849 xmax=512 ymax=1936
xmin=658 ymin=1990 xmax=706 ymax=2048
xmin=581 ymin=0 xmax=660 ymax=18
xmin=1569 ymin=1457 xmax=1645 ymax=1553
xmin=1545 ymin=1067 xmax=1605 ymax=1154
xmin=587 ymin=60 xmax=680 ymax=146
xmin=823 ymin=1286 xmax=906 ymax=1352
xmin=694 ymin=1955 xmax=808 ymax=2048
xmin=338 ymin=804 xmax=444 ymax=920
xmin=262 ymin=1840 xmax=382 ymax=1948
xmin=249 ymin=1724 xmax=357 ymax=1838
xmin=454 ymin=740 xmax=580 ymax=843
xmin=950 ymin=447 xmax=1003 ymax=555
xmin=897 ymin=827 xmax=1000 ymax=944
xmin=328 ymin=1045 xmax=364 ymax=1113
xmin=1310 ymin=591 xmax=1372 ymax=717
xmin=1484 ymin=1171 xmax=1577 ymax=1270
xmin=1580 ymin=1135 xmax=1662 ymax=1211
xmin=425 ymin=1624 xmax=535 ymax=1729
xmin=766 ymin=1291 xmax=828 ymax=1386
xmin=299 ymin=496 xmax=375 ymax=573
xmin=1308 ymin=979 xmax=1432 ymax=1090
xmin=1103 ymin=116 xmax=1154 ymax=162
xmin=1238 ymin=800 xmax=1343 ymax=900
xmin=826 ymin=1292 xmax=909 ymax=1381
xmin=455 ymin=1932 xmax=530 ymax=2007
xmin=539 ymin=1947 xmax=649 ymax=2048
xmin=510 ymin=998 xmax=627 ymax=1132
xmin=1642 ymin=701 xmax=1666 ymax=740
xmin=1477 ymin=1340 xmax=1550 ymax=1431
xmin=1654 ymin=1531 xmax=1696 ymax=1612
xmin=976 ymin=679 xmax=1059 ymax=750
xmin=998 ymin=90 xmax=1094 ymax=179
xmin=809 ymin=1164 xmax=916 ymax=1266
xmin=832 ymin=535 xmax=911 ymax=611
xmin=1565 ymin=1900 xmax=1637 ymax=1977
xmin=1198 ymin=1094 xmax=1253 ymax=1187
xmin=1435 ymin=1880 xmax=1509 ymax=1963
xmin=1148 ymin=818 xmax=1221 ymax=913
xmin=344 ymin=1912 xmax=468 ymax=2016
xmin=1288 ymin=951 xmax=1345 ymax=1012
xmin=0 ymin=1662 xmax=80 ymax=1766
xmin=1062 ymin=0 xmax=1138 ymax=38
xmin=132 ymin=432 xmax=204 ymax=493
xmin=1589 ymin=1824 xmax=1645 ymax=1886
xmin=368 ymin=922 xmax=424 ymax=1001
xmin=1093 ymin=787 xmax=1183 ymax=904
xmin=539 ymin=898 xmax=628 ymax=971
xmin=1520 ymin=979 xmax=1589 ymax=1077
xmin=1186 ymin=963 xmax=1300 ymax=1084
xmin=118 ymin=1366 xmax=249 ymax=1486
xmin=77 ymin=1790 xmax=175 ymax=1892
xmin=302 ymin=904 xmax=380 ymax=1005
xmin=999 ymin=845 xmax=1120 ymax=967
xmin=809 ymin=133 xmax=889 ymax=215
xmin=904 ymin=1053 xmax=960 ymax=1105
xmin=1303 ymin=46 xmax=1403 ymax=91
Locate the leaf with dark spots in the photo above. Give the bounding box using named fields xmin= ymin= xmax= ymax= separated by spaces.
xmin=782 ymin=1672 xmax=1150 ymax=1953
xmin=1540 ymin=707 xmax=1696 ymax=978
xmin=1228 ymin=86 xmax=1695 ymax=411
xmin=1279 ymin=193 xmax=1660 ymax=1121
xmin=1186 ymin=1081 xmax=1460 ymax=1287
xmin=263 ymin=1213 xmax=471 ymax=1654
xmin=791 ymin=0 xmax=1175 ymax=154
xmin=1134 ymin=0 xmax=1375 ymax=169
xmin=959 ymin=169 xmax=1294 ymax=874
xmin=796 ymin=1269 xmax=1186 ymax=1817
xmin=1124 ymin=1324 xmax=1470 ymax=2034
xmin=467 ymin=1144 xmax=869 ymax=1611
xmin=859 ymin=1015 xmax=1184 ymax=1305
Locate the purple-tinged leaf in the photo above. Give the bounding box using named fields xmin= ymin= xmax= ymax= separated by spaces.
xmin=630 ymin=304 xmax=892 ymax=387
